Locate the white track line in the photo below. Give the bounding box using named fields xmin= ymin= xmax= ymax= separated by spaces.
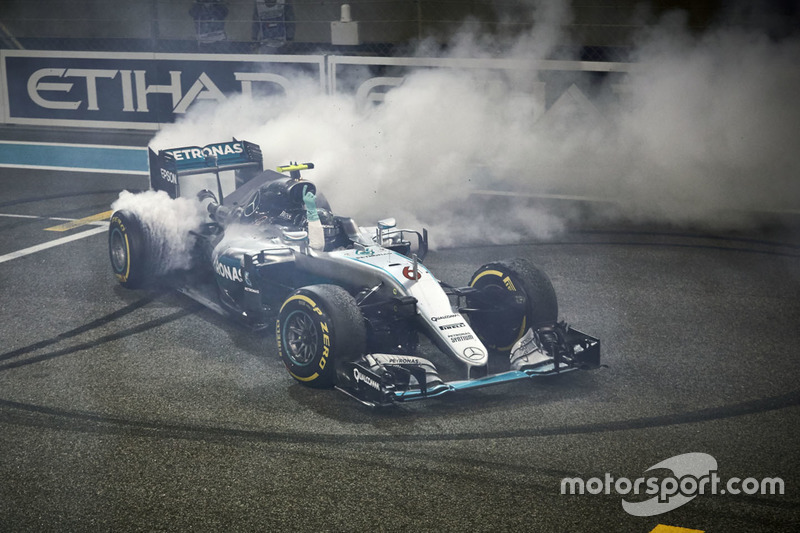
xmin=0 ymin=163 xmax=148 ymax=175
xmin=0 ymin=213 xmax=107 ymax=225
xmin=0 ymin=213 xmax=74 ymax=221
xmin=0 ymin=140 xmax=144 ymax=150
xmin=0 ymin=226 xmax=107 ymax=264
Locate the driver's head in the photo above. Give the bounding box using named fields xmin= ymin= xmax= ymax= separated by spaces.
xmin=257 ymin=178 xmax=316 ymax=219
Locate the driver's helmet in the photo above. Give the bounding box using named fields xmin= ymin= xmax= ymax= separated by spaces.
xmin=255 ymin=178 xmax=316 ymax=219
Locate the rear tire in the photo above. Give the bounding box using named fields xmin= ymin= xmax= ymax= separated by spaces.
xmin=276 ymin=285 xmax=366 ymax=388
xmin=108 ymin=210 xmax=155 ymax=289
xmin=467 ymin=258 xmax=558 ymax=353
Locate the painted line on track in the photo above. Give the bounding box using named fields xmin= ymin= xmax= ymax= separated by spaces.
xmin=0 ymin=213 xmax=75 ymax=222
xmin=0 ymin=212 xmax=109 ymax=226
xmin=0 ymin=141 xmax=148 ymax=175
xmin=0 ymin=226 xmax=108 ymax=264
xmin=45 ymin=210 xmax=113 ymax=232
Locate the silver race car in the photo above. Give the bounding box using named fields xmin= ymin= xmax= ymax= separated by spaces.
xmin=108 ymin=140 xmax=600 ymax=406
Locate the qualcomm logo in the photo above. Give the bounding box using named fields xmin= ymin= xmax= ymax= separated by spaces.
xmin=353 ymin=368 xmax=381 ymax=390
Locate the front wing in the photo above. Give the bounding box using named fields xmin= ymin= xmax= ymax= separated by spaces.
xmin=336 ymin=323 xmax=601 ymax=407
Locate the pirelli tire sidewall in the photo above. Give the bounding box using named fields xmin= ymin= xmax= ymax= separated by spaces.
xmin=108 ymin=210 xmax=154 ymax=289
xmin=467 ymin=258 xmax=558 ymax=353
xmin=276 ymin=285 xmax=366 ymax=389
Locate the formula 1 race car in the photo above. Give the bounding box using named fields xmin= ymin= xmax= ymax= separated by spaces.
xmin=108 ymin=139 xmax=600 ymax=406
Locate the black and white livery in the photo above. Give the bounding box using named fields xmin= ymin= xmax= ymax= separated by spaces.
xmin=108 ymin=140 xmax=600 ymax=406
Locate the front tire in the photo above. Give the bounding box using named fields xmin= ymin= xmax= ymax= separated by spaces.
xmin=467 ymin=258 xmax=558 ymax=353
xmin=277 ymin=285 xmax=366 ymax=388
xmin=108 ymin=210 xmax=154 ymax=289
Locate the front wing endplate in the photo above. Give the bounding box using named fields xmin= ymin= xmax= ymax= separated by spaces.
xmin=336 ymin=324 xmax=601 ymax=407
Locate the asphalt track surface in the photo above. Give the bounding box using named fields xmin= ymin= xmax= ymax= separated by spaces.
xmin=1 ymin=129 xmax=799 ymax=532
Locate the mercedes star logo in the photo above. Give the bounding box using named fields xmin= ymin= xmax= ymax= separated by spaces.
xmin=462 ymin=346 xmax=485 ymax=361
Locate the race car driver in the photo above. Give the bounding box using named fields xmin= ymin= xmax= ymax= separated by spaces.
xmin=200 ymin=182 xmax=325 ymax=251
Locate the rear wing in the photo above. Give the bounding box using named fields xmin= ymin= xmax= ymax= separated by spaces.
xmin=148 ymin=139 xmax=263 ymax=201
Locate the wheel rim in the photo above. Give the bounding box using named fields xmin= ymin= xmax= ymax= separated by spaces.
xmin=110 ymin=228 xmax=128 ymax=273
xmin=283 ymin=310 xmax=319 ymax=366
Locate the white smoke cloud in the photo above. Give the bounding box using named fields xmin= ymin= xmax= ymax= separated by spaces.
xmin=615 ymin=20 xmax=800 ymax=223
xmin=111 ymin=190 xmax=206 ymax=272
xmin=147 ymin=1 xmax=800 ymax=248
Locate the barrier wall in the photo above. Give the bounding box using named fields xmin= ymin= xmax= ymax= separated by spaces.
xmin=0 ymin=50 xmax=635 ymax=130
xmin=0 ymin=50 xmax=326 ymax=129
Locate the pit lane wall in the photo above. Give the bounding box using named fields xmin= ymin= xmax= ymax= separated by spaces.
xmin=0 ymin=50 xmax=635 ymax=130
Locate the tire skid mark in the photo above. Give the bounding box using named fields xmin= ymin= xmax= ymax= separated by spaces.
xmin=0 ymin=301 xmax=200 ymax=372
xmin=451 ymin=230 xmax=800 ymax=258
xmin=0 ymin=296 xmax=157 ymax=363
xmin=573 ymin=229 xmax=800 ymax=251
xmin=539 ymin=240 xmax=800 ymax=259
xmin=0 ymin=388 xmax=797 ymax=444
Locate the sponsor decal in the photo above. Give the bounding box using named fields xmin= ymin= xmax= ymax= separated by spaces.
xmin=159 ymin=167 xmax=177 ymax=184
xmin=431 ymin=313 xmax=460 ymax=322
xmin=0 ymin=52 xmax=331 ymax=130
xmin=165 ymin=142 xmax=243 ymax=161
xmin=353 ymin=368 xmax=381 ymax=390
xmin=382 ymin=355 xmax=424 ymax=366
xmin=438 ymin=322 xmax=466 ymax=331
xmin=6 ymin=54 xmax=314 ymax=126
xmin=448 ymin=333 xmax=475 ymax=343
xmin=214 ymin=259 xmax=242 ymax=282
xmin=320 ymin=320 xmax=330 ymax=370
xmin=462 ymin=346 xmax=485 ymax=361
xmin=353 ymin=247 xmax=391 ymax=258
xmin=402 ymin=266 xmax=421 ymax=280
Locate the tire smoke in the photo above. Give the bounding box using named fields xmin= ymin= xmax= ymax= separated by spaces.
xmin=111 ymin=190 xmax=206 ymax=273
xmin=147 ymin=2 xmax=799 ymax=247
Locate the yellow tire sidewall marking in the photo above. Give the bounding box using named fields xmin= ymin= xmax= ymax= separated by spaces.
xmin=112 ymin=219 xmax=131 ymax=282
xmin=470 ymin=268 xmax=527 ymax=351
xmin=469 ymin=269 xmax=505 ymax=286
xmin=122 ymin=231 xmax=131 ymax=280
xmin=280 ymin=293 xmax=321 ymax=314
xmin=289 ymin=370 xmax=320 ymax=382
xmin=280 ymin=292 xmax=327 ymax=383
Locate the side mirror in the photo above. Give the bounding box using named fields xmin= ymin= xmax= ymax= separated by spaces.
xmin=377 ymin=217 xmax=396 ymax=229
xmin=282 ymin=229 xmax=308 ymax=242
xmin=376 ymin=218 xmax=396 ymax=246
xmin=282 ymin=229 xmax=309 ymax=253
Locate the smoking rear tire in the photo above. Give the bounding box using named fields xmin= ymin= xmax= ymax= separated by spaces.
xmin=467 ymin=258 xmax=558 ymax=353
xmin=277 ymin=285 xmax=366 ymax=388
xmin=108 ymin=210 xmax=155 ymax=289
